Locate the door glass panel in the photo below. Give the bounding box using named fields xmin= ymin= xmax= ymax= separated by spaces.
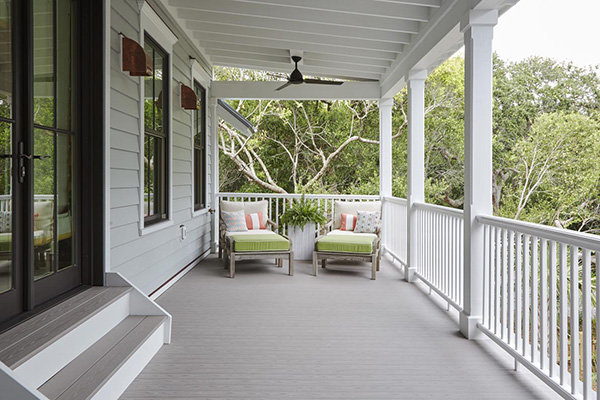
xmin=56 ymin=0 xmax=74 ymax=131
xmin=56 ymin=132 xmax=73 ymax=270
xmin=33 ymin=0 xmax=54 ymax=128
xmin=33 ymin=128 xmax=55 ymax=280
xmin=0 ymin=121 xmax=12 ymax=293
xmin=0 ymin=0 xmax=12 ymax=120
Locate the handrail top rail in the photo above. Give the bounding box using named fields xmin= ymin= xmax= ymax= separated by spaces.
xmin=413 ymin=201 xmax=464 ymax=217
xmin=217 ymin=192 xmax=379 ymax=200
xmin=477 ymin=214 xmax=600 ymax=251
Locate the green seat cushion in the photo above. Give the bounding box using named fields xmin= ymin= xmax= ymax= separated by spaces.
xmin=317 ymin=233 xmax=375 ymax=254
xmin=229 ymin=233 xmax=290 ymax=252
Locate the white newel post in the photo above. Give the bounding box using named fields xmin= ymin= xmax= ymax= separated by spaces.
xmin=459 ymin=9 xmax=498 ymax=340
xmin=379 ymin=98 xmax=393 ymax=198
xmin=210 ymin=97 xmax=219 ymax=253
xmin=406 ymin=70 xmax=427 ymax=283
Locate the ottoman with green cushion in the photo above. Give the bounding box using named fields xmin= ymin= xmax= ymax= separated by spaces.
xmin=316 ymin=233 xmax=375 ymax=254
xmin=229 ymin=233 xmax=290 ymax=252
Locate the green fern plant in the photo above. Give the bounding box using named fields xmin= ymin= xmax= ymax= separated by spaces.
xmin=280 ymin=196 xmax=326 ymax=231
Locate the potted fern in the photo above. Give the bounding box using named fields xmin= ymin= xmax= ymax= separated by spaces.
xmin=280 ymin=196 xmax=326 ymax=260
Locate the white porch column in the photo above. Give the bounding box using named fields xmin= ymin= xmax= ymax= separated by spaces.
xmin=459 ymin=9 xmax=498 ymax=339
xmin=406 ymin=69 xmax=427 ymax=282
xmin=379 ymin=98 xmax=393 ymax=198
xmin=210 ymin=97 xmax=219 ymax=253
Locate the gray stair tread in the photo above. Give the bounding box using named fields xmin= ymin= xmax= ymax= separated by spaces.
xmin=0 ymin=287 xmax=131 ymax=368
xmin=52 ymin=316 xmax=166 ymax=400
xmin=38 ymin=316 xmax=146 ymax=400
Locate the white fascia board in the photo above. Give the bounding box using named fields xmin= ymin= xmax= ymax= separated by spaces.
xmin=211 ymin=81 xmax=381 ymax=100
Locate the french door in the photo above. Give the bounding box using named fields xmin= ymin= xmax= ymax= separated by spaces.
xmin=0 ymin=0 xmax=82 ymax=323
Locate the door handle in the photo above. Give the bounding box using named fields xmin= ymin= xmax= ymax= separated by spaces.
xmin=19 ymin=153 xmax=50 ymax=160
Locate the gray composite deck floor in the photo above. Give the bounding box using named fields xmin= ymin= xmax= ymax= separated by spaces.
xmin=120 ymin=255 xmax=559 ymax=400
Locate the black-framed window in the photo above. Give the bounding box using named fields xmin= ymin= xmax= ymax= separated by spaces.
xmin=143 ymin=34 xmax=168 ymax=225
xmin=193 ymin=80 xmax=206 ymax=211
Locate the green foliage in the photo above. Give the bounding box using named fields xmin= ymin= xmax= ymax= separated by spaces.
xmin=215 ymin=55 xmax=600 ymax=235
xmin=279 ymin=196 xmax=326 ymax=230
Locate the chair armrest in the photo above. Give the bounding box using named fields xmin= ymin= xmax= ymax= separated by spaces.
xmin=318 ymin=220 xmax=333 ymax=236
xmin=267 ymin=219 xmax=278 ymax=231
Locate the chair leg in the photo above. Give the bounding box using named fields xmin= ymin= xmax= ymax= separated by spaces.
xmin=223 ymin=250 xmax=228 ymax=269
xmin=289 ymin=252 xmax=294 ymax=276
xmin=322 ymin=258 xmax=327 ymax=268
xmin=376 ymin=253 xmax=381 ymax=271
xmin=277 ymin=258 xmax=283 ymax=268
xmin=312 ymin=252 xmax=318 ymax=276
xmin=229 ymin=253 xmax=236 ymax=278
xmin=371 ymin=254 xmax=377 ymax=280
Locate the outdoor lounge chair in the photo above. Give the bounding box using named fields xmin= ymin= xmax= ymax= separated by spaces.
xmin=313 ymin=200 xmax=382 ymax=280
xmin=219 ymin=200 xmax=294 ymax=278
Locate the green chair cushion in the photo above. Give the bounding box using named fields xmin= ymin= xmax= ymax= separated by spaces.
xmin=229 ymin=233 xmax=290 ymax=252
xmin=317 ymin=232 xmax=375 ymax=254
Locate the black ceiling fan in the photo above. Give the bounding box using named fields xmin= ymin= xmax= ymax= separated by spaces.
xmin=275 ymin=56 xmax=344 ymax=91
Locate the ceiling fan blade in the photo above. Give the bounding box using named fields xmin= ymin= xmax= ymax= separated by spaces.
xmin=275 ymin=81 xmax=292 ymax=91
xmin=304 ymin=79 xmax=344 ymax=85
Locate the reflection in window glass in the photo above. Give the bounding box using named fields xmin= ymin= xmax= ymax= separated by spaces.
xmin=56 ymin=0 xmax=75 ymax=131
xmin=57 ymin=132 xmax=74 ymax=270
xmin=33 ymin=0 xmax=55 ymax=128
xmin=193 ymin=81 xmax=206 ymax=211
xmin=0 ymin=121 xmax=12 ymax=294
xmin=0 ymin=0 xmax=12 ymax=120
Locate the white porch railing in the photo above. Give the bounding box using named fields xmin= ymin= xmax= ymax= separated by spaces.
xmin=414 ymin=202 xmax=464 ymax=310
xmin=381 ymin=196 xmax=407 ymax=266
xmin=478 ymin=215 xmax=600 ymax=400
xmin=217 ymin=192 xmax=379 ymax=234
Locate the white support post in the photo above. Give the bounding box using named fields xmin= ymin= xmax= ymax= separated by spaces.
xmin=459 ymin=9 xmax=498 ymax=340
xmin=210 ymin=97 xmax=219 ymax=253
xmin=379 ymin=98 xmax=393 ymax=198
xmin=406 ymin=69 xmax=427 ymax=283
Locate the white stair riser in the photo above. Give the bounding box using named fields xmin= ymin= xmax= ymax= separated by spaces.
xmin=16 ymin=293 xmax=131 ymax=389
xmin=91 ymin=321 xmax=166 ymax=400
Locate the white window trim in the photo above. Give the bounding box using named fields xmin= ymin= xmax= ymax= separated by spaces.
xmin=138 ymin=4 xmax=178 ymax=236
xmin=191 ymin=59 xmax=211 ymax=218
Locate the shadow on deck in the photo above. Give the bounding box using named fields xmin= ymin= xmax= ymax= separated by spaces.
xmin=121 ymin=255 xmax=559 ymax=399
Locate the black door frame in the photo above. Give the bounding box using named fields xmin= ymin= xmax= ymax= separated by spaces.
xmin=0 ymin=0 xmax=104 ymax=329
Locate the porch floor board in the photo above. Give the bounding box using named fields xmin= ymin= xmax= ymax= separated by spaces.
xmin=120 ymin=255 xmax=559 ymax=399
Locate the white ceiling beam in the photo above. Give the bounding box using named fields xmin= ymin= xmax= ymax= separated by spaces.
xmin=195 ymin=33 xmax=399 ymax=61
xmin=372 ymin=0 xmax=442 ymax=7
xmin=203 ymin=44 xmax=393 ymax=68
xmin=380 ymin=0 xmax=467 ymax=97
xmin=231 ymin=0 xmax=432 ymax=21
xmin=168 ymin=0 xmax=421 ymax=33
xmin=210 ymin=57 xmax=382 ymax=81
xmin=187 ymin=22 xmax=405 ymax=52
xmin=176 ymin=9 xmax=414 ymax=43
xmin=211 ymin=81 xmax=381 ymax=100
xmin=206 ymin=50 xmax=388 ymax=75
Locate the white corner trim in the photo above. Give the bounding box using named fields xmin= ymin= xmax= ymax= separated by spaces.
xmin=104 ymin=0 xmax=111 ymax=272
xmin=139 ymin=219 xmax=174 ymax=237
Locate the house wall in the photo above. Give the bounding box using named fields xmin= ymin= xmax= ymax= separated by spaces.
xmin=108 ymin=0 xmax=214 ymax=294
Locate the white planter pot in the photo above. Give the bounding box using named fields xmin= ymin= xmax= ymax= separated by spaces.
xmin=288 ymin=223 xmax=316 ymax=260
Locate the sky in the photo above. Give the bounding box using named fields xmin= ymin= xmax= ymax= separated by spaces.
xmin=493 ymin=0 xmax=600 ymax=68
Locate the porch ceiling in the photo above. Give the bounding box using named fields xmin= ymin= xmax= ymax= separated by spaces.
xmin=163 ymin=0 xmax=517 ymax=97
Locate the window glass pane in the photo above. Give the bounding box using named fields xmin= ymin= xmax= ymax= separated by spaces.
xmin=57 ymin=132 xmax=73 ymax=270
xmin=143 ymin=42 xmax=153 ymax=131
xmin=0 ymin=0 xmax=12 ymax=120
xmin=0 ymin=121 xmax=13 ymax=294
xmin=33 ymin=128 xmax=55 ymax=280
xmin=33 ymin=0 xmax=55 ymax=128
xmin=194 ymin=84 xmax=204 ymax=146
xmin=56 ymin=0 xmax=74 ymax=130
xmin=153 ymin=52 xmax=163 ymax=133
xmin=144 ymin=135 xmax=154 ymax=217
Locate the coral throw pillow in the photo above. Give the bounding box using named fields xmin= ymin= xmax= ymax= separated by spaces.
xmin=340 ymin=213 xmax=357 ymax=231
xmin=245 ymin=212 xmax=266 ymax=230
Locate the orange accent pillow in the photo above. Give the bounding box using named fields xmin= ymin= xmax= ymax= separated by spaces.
xmin=340 ymin=213 xmax=357 ymax=231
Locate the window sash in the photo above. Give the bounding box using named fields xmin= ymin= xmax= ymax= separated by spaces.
xmin=193 ymin=80 xmax=206 ymax=211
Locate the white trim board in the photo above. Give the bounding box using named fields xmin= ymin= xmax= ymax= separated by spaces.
xmin=149 ymin=248 xmax=210 ymax=300
xmin=138 ymin=3 xmax=178 ymax=236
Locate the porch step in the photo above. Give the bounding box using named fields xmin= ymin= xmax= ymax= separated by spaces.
xmin=0 ymin=281 xmax=171 ymax=400
xmin=38 ymin=315 xmax=167 ymax=400
xmin=0 ymin=287 xmax=131 ymax=370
